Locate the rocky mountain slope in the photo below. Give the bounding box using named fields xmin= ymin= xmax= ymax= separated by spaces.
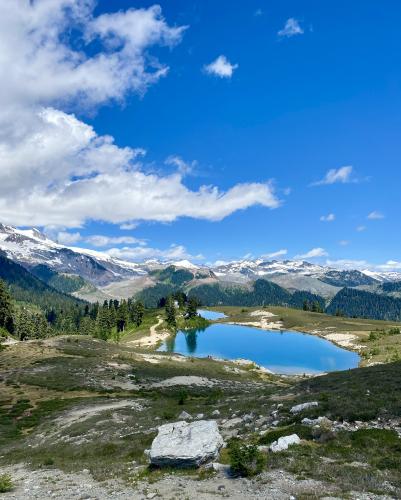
xmin=1 ymin=223 xmax=401 ymax=301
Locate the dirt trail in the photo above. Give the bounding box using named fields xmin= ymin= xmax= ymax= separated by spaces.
xmin=128 ymin=317 xmax=170 ymax=347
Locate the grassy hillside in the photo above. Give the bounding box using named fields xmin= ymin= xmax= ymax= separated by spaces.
xmin=1 ymin=336 xmax=401 ymax=497
xmin=327 ymin=287 xmax=401 ymax=321
xmin=0 ymin=254 xmax=84 ymax=309
xmin=30 ymin=265 xmax=87 ymax=294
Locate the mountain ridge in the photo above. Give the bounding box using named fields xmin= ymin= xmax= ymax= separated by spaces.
xmin=1 ymin=223 xmax=401 ymax=301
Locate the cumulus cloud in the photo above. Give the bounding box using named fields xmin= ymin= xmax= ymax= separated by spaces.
xmin=120 ymin=222 xmax=138 ymax=230
xmin=339 ymin=240 xmax=350 ymax=246
xmin=377 ymin=260 xmax=401 ymax=270
xmin=356 ymin=225 xmax=367 ymax=232
xmin=165 ymin=155 xmax=197 ymax=176
xmin=56 ymin=231 xmax=145 ymax=247
xmin=57 ymin=231 xmax=82 ymax=245
xmin=106 ymin=244 xmax=203 ymax=262
xmin=0 ymin=1 xmax=186 ymax=109
xmin=326 ymin=259 xmax=370 ymax=270
xmin=261 ymin=249 xmax=288 ymax=259
xmin=0 ymin=1 xmax=279 ymax=228
xmin=312 ymin=166 xmax=354 ymax=186
xmin=320 ymin=213 xmax=335 ymax=222
xmin=327 ymin=259 xmax=401 ymax=273
xmin=294 ymin=247 xmax=328 ymax=259
xmin=86 ymin=235 xmax=145 ymax=247
xmin=278 ymin=18 xmax=304 ymax=38
xmin=367 ymin=211 xmax=385 ymax=220
xmin=204 ymin=55 xmax=238 ymax=78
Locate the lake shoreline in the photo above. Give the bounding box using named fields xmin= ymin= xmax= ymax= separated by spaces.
xmin=157 ymin=312 xmax=360 ymax=375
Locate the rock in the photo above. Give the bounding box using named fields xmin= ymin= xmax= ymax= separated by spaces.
xmin=270 ymin=434 xmax=301 ymax=452
xmin=242 ymin=413 xmax=253 ymax=422
xmin=302 ymin=416 xmax=332 ymax=426
xmin=196 ymin=413 xmax=204 ymax=419
xmin=149 ymin=420 xmax=224 ymax=467
xmin=212 ymin=410 xmax=221 ymax=416
xmin=205 ymin=462 xmax=231 ymax=474
xmin=257 ymin=445 xmax=269 ymax=453
xmin=290 ymin=401 xmax=319 ymax=414
xmin=178 ymin=411 xmax=193 ymax=420
xmin=222 ymin=417 xmax=242 ymax=429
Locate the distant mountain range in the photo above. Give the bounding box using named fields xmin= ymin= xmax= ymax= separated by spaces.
xmin=1 ymin=223 xmax=401 ymax=303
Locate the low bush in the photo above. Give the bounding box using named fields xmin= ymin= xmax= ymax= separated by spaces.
xmin=0 ymin=474 xmax=13 ymax=493
xmin=228 ymin=438 xmax=266 ymax=477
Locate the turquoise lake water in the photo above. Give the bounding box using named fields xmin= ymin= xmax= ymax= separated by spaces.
xmin=197 ymin=309 xmax=227 ymax=320
xmin=158 ymin=311 xmax=360 ymax=374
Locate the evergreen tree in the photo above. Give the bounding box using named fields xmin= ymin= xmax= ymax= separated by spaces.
xmin=0 ymin=279 xmax=14 ymax=334
xmin=96 ymin=303 xmax=113 ymax=340
xmin=131 ymin=301 xmax=145 ymax=327
xmin=15 ymin=309 xmax=34 ymax=340
xmin=165 ymin=296 xmax=177 ymax=328
xmin=186 ymin=297 xmax=199 ymax=319
xmin=117 ymin=300 xmax=128 ymax=333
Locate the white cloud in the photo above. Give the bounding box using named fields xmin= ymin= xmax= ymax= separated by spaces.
xmin=106 ymin=243 xmax=203 ymax=262
xmin=204 ymin=55 xmax=238 ymax=78
xmin=261 ymin=249 xmax=288 ymax=259
xmin=367 ymin=211 xmax=385 ymax=220
xmin=120 ymin=222 xmax=138 ymax=230
xmin=339 ymin=240 xmax=349 ymax=246
xmin=327 ymin=259 xmax=401 ymax=273
xmin=57 ymin=231 xmax=82 ymax=245
xmin=0 ymin=1 xmax=186 ymax=110
xmin=356 ymin=225 xmax=366 ymax=232
xmin=254 ymin=8 xmax=263 ymax=17
xmin=278 ymin=18 xmax=304 ymax=38
xmin=320 ymin=213 xmax=335 ymax=222
xmin=86 ymin=235 xmax=145 ymax=247
xmin=0 ymin=2 xmax=279 ymax=228
xmin=165 ymin=155 xmax=197 ymax=176
xmin=212 ymin=259 xmax=231 ymax=267
xmin=312 ymin=166 xmax=354 ymax=186
xmin=294 ymin=247 xmax=328 ymax=259
xmin=326 ymin=259 xmax=370 ymax=270
xmin=377 ymin=260 xmax=401 ymax=270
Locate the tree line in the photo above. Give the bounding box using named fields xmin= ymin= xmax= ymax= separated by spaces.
xmin=0 ymin=278 xmax=145 ymax=342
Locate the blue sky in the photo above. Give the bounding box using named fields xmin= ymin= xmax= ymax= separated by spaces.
xmin=1 ymin=0 xmax=401 ymax=270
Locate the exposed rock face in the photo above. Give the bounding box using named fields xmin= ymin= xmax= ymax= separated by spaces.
xmin=270 ymin=434 xmax=301 ymax=452
xmin=290 ymin=402 xmax=319 ymax=414
xmin=149 ymin=420 xmax=224 ymax=467
xmin=178 ymin=411 xmax=193 ymax=420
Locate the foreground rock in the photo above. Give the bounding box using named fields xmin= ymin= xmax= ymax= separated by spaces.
xmin=290 ymin=402 xmax=318 ymax=414
xmin=149 ymin=420 xmax=224 ymax=467
xmin=270 ymin=434 xmax=301 ymax=452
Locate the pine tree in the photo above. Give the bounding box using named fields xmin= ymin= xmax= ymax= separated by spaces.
xmin=15 ymin=309 xmax=34 ymax=340
xmin=186 ymin=297 xmax=199 ymax=319
xmin=165 ymin=296 xmax=177 ymax=328
xmin=131 ymin=301 xmax=145 ymax=327
xmin=117 ymin=300 xmax=128 ymax=333
xmin=0 ymin=279 xmax=14 ymax=334
xmin=96 ymin=303 xmax=113 ymax=340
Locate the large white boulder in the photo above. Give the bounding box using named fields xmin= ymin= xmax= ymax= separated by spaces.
xmin=149 ymin=420 xmax=224 ymax=467
xmin=290 ymin=401 xmax=318 ymax=414
xmin=270 ymin=434 xmax=301 ymax=453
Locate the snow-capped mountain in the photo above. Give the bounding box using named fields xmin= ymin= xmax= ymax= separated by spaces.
xmin=1 ymin=223 xmax=401 ymax=294
xmin=0 ymin=224 xmax=147 ymax=286
xmin=211 ymin=259 xmax=401 ymax=288
xmin=213 ymin=259 xmax=326 ymax=279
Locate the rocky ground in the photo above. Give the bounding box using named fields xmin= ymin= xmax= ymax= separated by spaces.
xmin=1 ymin=335 xmax=401 ymax=499
xmin=2 ymin=463 xmax=395 ymax=500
